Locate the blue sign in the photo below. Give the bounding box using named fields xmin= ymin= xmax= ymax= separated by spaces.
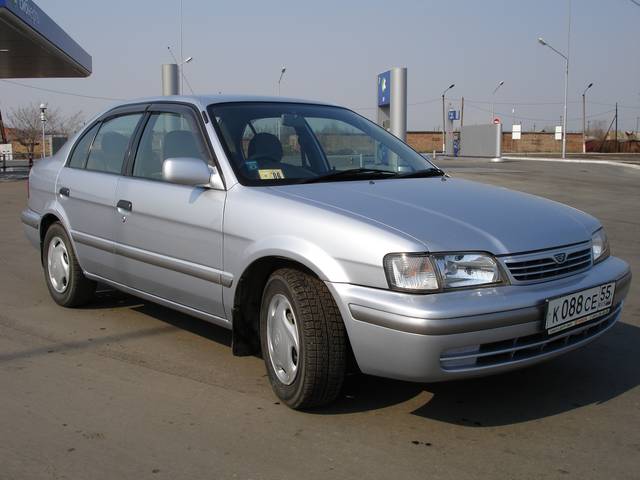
xmin=378 ymin=71 xmax=391 ymax=107
xmin=448 ymin=110 xmax=460 ymax=121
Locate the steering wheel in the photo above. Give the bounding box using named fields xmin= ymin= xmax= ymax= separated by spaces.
xmin=247 ymin=154 xmax=281 ymax=165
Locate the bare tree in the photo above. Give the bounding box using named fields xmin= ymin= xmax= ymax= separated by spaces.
xmin=7 ymin=103 xmax=84 ymax=156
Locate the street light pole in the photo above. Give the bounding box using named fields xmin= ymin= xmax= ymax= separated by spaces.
xmin=278 ymin=67 xmax=287 ymax=96
xmin=538 ymin=0 xmax=571 ymax=159
xmin=180 ymin=0 xmax=184 ymax=96
xmin=491 ymin=81 xmax=504 ymax=122
xmin=167 ymin=47 xmax=193 ymax=95
xmin=441 ymin=84 xmax=455 ymax=153
xmin=582 ymin=82 xmax=593 ymax=154
xmin=538 ymin=36 xmax=570 ymax=159
xmin=39 ymin=103 xmax=47 ymax=159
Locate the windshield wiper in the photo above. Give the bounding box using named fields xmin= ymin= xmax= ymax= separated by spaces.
xmin=300 ymin=168 xmax=398 ymax=184
xmin=394 ymin=167 xmax=446 ymax=179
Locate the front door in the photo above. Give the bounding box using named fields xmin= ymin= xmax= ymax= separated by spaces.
xmin=114 ymin=104 xmax=227 ymax=320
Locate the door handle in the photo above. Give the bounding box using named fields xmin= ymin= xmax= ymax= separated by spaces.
xmin=59 ymin=187 xmax=70 ymax=197
xmin=116 ymin=199 xmax=132 ymax=212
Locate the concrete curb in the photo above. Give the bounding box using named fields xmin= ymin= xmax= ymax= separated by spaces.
xmin=502 ymin=156 xmax=640 ymax=171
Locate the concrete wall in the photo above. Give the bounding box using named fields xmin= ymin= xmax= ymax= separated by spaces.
xmin=407 ymin=131 xmax=444 ymax=154
xmin=407 ymin=130 xmax=584 ymax=154
xmin=502 ymin=132 xmax=582 ymax=154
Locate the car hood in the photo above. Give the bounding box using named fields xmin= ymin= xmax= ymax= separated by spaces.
xmin=273 ymin=177 xmax=600 ymax=255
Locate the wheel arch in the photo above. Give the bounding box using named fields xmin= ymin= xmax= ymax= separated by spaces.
xmin=38 ymin=211 xmax=84 ymax=271
xmin=39 ymin=213 xmax=63 ymax=264
xmin=231 ymin=255 xmax=350 ymax=358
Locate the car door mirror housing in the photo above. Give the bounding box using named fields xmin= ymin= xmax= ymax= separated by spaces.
xmin=162 ymin=157 xmax=223 ymax=189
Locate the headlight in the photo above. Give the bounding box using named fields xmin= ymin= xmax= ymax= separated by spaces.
xmin=592 ymin=229 xmax=610 ymax=264
xmin=383 ymin=254 xmax=439 ymax=292
xmin=432 ymin=253 xmax=502 ymax=289
xmin=383 ymin=252 xmax=503 ymax=293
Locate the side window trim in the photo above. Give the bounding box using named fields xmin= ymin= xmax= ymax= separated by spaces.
xmin=65 ymin=122 xmax=101 ymax=169
xmin=123 ymin=111 xmax=152 ymax=177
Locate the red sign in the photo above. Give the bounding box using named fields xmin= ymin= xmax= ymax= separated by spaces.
xmin=493 ymin=118 xmax=501 ymax=125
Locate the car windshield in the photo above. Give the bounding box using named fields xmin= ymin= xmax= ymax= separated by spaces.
xmin=208 ymin=102 xmax=440 ymax=186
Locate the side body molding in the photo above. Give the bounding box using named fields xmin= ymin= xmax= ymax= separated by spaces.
xmin=72 ymin=230 xmax=234 ymax=287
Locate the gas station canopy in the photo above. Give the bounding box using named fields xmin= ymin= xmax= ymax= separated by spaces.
xmin=0 ymin=0 xmax=91 ymax=78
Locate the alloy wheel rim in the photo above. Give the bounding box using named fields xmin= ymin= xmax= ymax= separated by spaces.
xmin=266 ymin=293 xmax=300 ymax=385
xmin=47 ymin=236 xmax=70 ymax=293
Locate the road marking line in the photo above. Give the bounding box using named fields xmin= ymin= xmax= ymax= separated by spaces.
xmin=502 ymin=156 xmax=640 ymax=171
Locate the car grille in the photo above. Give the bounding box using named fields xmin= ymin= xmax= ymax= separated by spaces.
xmin=504 ymin=246 xmax=592 ymax=283
xmin=440 ymin=305 xmax=619 ymax=371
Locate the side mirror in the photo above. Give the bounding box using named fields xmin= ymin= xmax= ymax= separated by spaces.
xmin=162 ymin=157 xmax=224 ymax=189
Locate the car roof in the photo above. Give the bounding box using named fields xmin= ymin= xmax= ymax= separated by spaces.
xmin=110 ymin=94 xmax=338 ymax=111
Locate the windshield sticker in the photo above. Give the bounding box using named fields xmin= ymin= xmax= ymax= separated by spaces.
xmin=246 ymin=160 xmax=258 ymax=171
xmin=259 ymin=169 xmax=285 ymax=180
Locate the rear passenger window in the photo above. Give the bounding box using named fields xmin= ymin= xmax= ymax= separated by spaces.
xmin=132 ymin=112 xmax=208 ymax=180
xmin=86 ymin=114 xmax=143 ymax=174
xmin=68 ymin=124 xmax=99 ymax=169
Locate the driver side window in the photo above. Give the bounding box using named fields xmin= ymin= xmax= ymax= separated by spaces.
xmin=132 ymin=111 xmax=208 ymax=181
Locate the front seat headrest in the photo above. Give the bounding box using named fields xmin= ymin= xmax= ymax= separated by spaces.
xmin=247 ymin=133 xmax=283 ymax=162
xmin=163 ymin=130 xmax=202 ymax=160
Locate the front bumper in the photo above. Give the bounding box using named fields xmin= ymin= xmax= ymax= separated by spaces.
xmin=326 ymin=256 xmax=631 ymax=382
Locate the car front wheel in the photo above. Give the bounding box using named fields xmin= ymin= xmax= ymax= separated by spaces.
xmin=260 ymin=268 xmax=347 ymax=409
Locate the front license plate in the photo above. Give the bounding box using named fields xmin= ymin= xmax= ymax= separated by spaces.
xmin=545 ymin=283 xmax=616 ymax=335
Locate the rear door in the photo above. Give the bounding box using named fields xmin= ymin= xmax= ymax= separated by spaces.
xmin=56 ymin=108 xmax=146 ymax=281
xmin=114 ymin=103 xmax=227 ymax=320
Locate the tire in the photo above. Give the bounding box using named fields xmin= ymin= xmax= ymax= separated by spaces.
xmin=260 ymin=268 xmax=347 ymax=409
xmin=42 ymin=222 xmax=96 ymax=307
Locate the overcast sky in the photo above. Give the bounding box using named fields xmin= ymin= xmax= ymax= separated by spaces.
xmin=1 ymin=0 xmax=639 ymax=132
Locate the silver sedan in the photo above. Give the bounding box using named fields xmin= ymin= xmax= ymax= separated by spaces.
xmin=22 ymin=95 xmax=632 ymax=409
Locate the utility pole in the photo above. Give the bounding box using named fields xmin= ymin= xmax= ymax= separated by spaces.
xmin=615 ymin=102 xmax=619 ymax=153
xmin=460 ymin=96 xmax=465 ymax=129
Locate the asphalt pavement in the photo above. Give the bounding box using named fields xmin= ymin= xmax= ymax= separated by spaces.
xmin=1 ymin=158 xmax=638 ymax=480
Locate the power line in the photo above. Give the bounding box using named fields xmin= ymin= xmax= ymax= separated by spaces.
xmin=464 ymin=101 xmax=615 ymax=123
xmin=353 ymin=96 xmax=639 ymax=112
xmin=352 ymin=97 xmax=441 ymax=111
xmin=0 ymin=79 xmax=125 ymax=101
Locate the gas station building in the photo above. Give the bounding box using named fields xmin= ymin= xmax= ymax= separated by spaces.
xmin=0 ymin=0 xmax=91 ymax=160
xmin=0 ymin=0 xmax=91 ymax=78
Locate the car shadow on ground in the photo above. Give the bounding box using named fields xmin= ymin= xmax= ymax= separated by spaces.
xmin=318 ymin=321 xmax=640 ymax=425
xmin=85 ymin=287 xmax=640 ymax=426
xmin=88 ymin=286 xmax=232 ymax=348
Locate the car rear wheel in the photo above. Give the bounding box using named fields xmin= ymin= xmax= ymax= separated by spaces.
xmin=260 ymin=268 xmax=347 ymax=409
xmin=43 ymin=222 xmax=96 ymax=307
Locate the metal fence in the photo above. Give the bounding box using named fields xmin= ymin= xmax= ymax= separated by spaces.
xmin=1 ymin=153 xmax=34 ymax=178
